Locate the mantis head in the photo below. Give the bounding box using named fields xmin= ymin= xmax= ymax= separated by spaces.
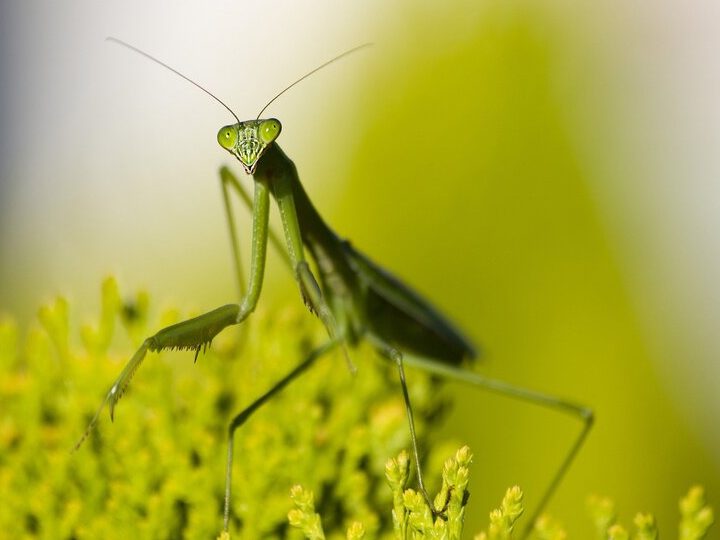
xmin=104 ymin=38 xmax=365 ymax=176
xmin=217 ymin=119 xmax=282 ymax=175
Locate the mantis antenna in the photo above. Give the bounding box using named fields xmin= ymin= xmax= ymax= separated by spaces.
xmin=255 ymin=43 xmax=372 ymax=119
xmin=106 ymin=37 xmax=241 ymax=125
xmin=106 ymin=37 xmax=371 ymax=122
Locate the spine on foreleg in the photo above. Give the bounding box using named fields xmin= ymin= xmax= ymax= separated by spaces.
xmin=296 ymin=260 xmax=355 ymax=373
xmin=297 ymin=261 xmax=322 ymax=315
xmin=296 ymin=260 xmax=338 ymax=336
xmin=149 ymin=304 xmax=240 ymax=360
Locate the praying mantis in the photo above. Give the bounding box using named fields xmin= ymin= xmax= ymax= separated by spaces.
xmin=75 ymin=38 xmax=593 ymax=537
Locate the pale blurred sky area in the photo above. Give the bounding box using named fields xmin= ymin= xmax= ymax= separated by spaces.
xmin=0 ymin=0 xmax=719 ymax=535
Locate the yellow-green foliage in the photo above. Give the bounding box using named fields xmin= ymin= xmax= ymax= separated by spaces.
xmin=289 ymin=446 xmax=473 ymax=540
xmin=474 ymin=485 xmax=524 ymax=540
xmin=586 ymin=487 xmax=714 ymax=540
xmin=0 ymin=277 xmax=450 ymax=539
xmin=0 ymin=278 xmax=715 ymax=539
xmin=287 ymin=450 xmax=714 ymax=540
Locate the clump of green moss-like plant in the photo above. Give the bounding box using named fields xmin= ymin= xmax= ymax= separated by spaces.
xmin=288 ymin=445 xmax=475 ymax=540
xmin=0 ymin=277 xmax=715 ymax=539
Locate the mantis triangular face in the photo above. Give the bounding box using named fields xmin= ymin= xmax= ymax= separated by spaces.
xmin=217 ymin=119 xmax=282 ymax=175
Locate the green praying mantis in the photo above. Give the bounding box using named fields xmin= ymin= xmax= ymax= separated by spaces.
xmin=75 ymin=38 xmax=593 ymax=537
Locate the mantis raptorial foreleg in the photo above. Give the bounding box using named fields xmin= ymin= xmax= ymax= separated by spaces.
xmin=220 ymin=166 xmax=290 ymax=300
xmin=74 ymin=178 xmax=271 ymax=451
xmin=73 ymin=303 xmax=241 ymax=450
xmin=219 ymin=167 xmax=288 ymax=352
xmin=268 ymin=167 xmax=350 ymax=365
xmin=221 ymin=166 xmax=338 ymax=335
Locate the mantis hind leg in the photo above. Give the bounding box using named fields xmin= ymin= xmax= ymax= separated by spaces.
xmin=401 ymin=352 xmax=593 ymax=538
xmin=73 ymin=303 xmax=241 ymax=451
xmin=373 ymin=341 xmax=441 ymax=514
xmin=222 ymin=338 xmax=341 ymax=532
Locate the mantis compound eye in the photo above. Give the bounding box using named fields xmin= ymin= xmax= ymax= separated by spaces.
xmin=217 ymin=125 xmax=237 ymax=150
xmin=259 ymin=119 xmax=282 ymax=144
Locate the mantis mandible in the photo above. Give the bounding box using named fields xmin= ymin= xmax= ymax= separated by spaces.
xmin=75 ymin=38 xmax=593 ymax=537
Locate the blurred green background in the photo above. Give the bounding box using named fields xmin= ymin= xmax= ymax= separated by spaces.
xmin=1 ymin=0 xmax=718 ymax=537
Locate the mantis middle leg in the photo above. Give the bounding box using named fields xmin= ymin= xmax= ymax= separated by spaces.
xmin=222 ymin=338 xmax=341 ymax=532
